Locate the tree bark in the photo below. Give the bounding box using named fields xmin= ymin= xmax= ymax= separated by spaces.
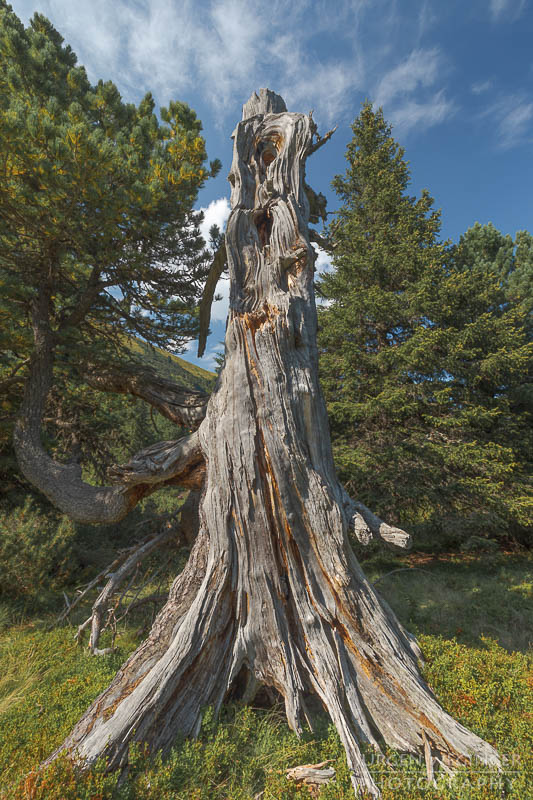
xmin=13 ymin=296 xmax=204 ymax=524
xmin=84 ymin=365 xmax=209 ymax=429
xmin=43 ymin=89 xmax=499 ymax=797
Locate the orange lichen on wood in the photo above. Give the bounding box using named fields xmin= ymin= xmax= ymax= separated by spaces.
xmin=102 ymin=676 xmax=144 ymax=721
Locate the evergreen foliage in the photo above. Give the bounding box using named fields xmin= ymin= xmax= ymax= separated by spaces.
xmin=318 ymin=103 xmax=532 ymax=546
xmin=0 ymin=4 xmax=219 ymax=494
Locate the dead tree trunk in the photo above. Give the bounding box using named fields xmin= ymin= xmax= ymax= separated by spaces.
xmin=43 ymin=90 xmax=499 ymax=797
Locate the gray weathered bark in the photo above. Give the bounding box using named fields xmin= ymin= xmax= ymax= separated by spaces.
xmin=84 ymin=365 xmax=209 ymax=429
xmin=43 ymin=89 xmax=499 ymax=797
xmin=13 ymin=300 xmax=204 ymax=524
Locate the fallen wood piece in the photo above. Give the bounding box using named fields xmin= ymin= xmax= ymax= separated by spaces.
xmin=286 ymin=760 xmax=336 ymax=796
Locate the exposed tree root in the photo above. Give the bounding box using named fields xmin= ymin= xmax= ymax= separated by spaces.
xmin=45 ymin=502 xmax=499 ymax=796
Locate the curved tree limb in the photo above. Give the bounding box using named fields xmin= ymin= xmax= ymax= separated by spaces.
xmin=84 ymin=365 xmax=209 ymax=429
xmin=14 ymin=425 xmax=203 ymax=525
xmin=108 ymin=431 xmax=204 ymax=489
xmin=13 ymin=290 xmax=205 ymax=524
xmin=197 ymin=241 xmax=228 ymax=357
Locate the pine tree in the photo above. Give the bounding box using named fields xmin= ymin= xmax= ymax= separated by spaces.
xmin=441 ymin=223 xmax=532 ymax=542
xmin=318 ymin=104 xmax=532 ymax=546
xmin=0 ymin=4 xmax=219 ymax=492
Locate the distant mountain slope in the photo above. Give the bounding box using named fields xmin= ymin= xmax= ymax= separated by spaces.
xmin=128 ymin=339 xmax=216 ymax=394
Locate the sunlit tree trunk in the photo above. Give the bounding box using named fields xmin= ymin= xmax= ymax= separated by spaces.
xmin=42 ymin=90 xmax=499 ymax=797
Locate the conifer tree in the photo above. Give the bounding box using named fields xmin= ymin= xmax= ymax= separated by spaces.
xmin=318 ymin=104 xmax=532 ymax=544
xmin=0 ymin=4 xmax=219 ymax=491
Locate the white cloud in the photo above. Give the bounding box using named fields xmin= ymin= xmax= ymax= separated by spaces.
xmin=489 ymin=0 xmax=527 ymax=21
xmin=7 ymin=0 xmax=379 ymax=126
xmin=284 ymin=61 xmax=363 ymax=123
xmin=374 ymin=48 xmax=442 ymax=108
xmin=199 ymin=197 xmax=231 ymax=322
xmin=471 ymin=79 xmax=493 ymax=94
xmin=10 ymin=0 xmax=459 ymax=141
xmin=199 ymin=197 xmax=231 ymax=245
xmin=388 ymin=90 xmax=456 ymax=135
xmin=314 ymin=246 xmax=334 ymax=276
xmin=417 ymin=1 xmax=439 ymax=37
xmin=484 ymin=94 xmax=533 ymax=148
xmin=373 ymin=49 xmax=455 ymax=134
xmin=181 ymin=337 xmax=220 ymax=371
xmin=210 ymin=277 xmax=231 ymax=322
xmin=201 ymin=345 xmax=224 ymax=372
xmin=313 ymin=245 xmax=334 ymax=307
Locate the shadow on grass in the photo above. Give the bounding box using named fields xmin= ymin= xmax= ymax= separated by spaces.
xmin=360 ymin=549 xmax=533 ymax=653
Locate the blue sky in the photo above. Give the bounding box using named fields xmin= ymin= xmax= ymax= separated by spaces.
xmin=11 ymin=0 xmax=533 ymax=369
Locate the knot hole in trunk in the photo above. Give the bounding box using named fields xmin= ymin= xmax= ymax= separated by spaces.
xmin=254 ymin=207 xmax=273 ymax=249
xmin=256 ymin=137 xmax=280 ymax=169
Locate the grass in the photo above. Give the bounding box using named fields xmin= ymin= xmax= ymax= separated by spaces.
xmin=127 ymin=337 xmax=216 ymax=393
xmin=0 ymin=549 xmax=531 ymax=799
xmin=364 ymin=549 xmax=533 ymax=653
xmin=0 ymin=643 xmax=42 ymax=716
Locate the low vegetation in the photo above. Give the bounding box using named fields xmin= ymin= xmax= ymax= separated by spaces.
xmin=0 ymin=547 xmax=530 ymax=799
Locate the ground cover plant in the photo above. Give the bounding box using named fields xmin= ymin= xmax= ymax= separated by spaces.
xmin=0 ymin=547 xmax=530 ymax=799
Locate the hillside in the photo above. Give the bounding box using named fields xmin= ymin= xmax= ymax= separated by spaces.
xmin=128 ymin=338 xmax=216 ymax=394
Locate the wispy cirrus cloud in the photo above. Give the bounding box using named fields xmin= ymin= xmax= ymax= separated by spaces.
xmin=489 ymin=0 xmax=527 ymax=21
xmin=387 ymin=90 xmax=456 ymax=134
xmin=471 ymin=79 xmax=493 ymax=94
xmin=11 ymin=0 xmax=366 ymax=124
xmin=484 ymin=94 xmax=533 ymax=148
xmin=10 ymin=0 xmax=455 ymax=130
xmin=374 ymin=48 xmax=442 ymax=107
xmin=373 ymin=48 xmax=456 ymax=134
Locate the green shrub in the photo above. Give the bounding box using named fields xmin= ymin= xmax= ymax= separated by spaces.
xmin=0 ymin=498 xmax=76 ymax=600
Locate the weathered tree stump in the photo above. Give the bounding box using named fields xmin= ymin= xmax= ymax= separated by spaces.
xmin=39 ymin=89 xmax=499 ymax=797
